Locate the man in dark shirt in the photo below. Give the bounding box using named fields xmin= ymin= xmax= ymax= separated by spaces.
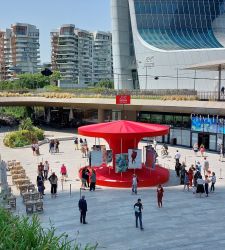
xmin=134 ymin=198 xmax=144 ymax=230
xmin=78 ymin=195 xmax=88 ymax=224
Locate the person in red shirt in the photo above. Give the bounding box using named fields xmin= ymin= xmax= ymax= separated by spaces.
xmin=157 ymin=184 xmax=164 ymax=208
xmin=60 ymin=164 xmax=67 ymax=181
xmin=188 ymin=166 xmax=194 ymax=187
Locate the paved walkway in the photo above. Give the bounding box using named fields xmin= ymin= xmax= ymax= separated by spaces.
xmin=0 ymin=128 xmax=225 ymax=250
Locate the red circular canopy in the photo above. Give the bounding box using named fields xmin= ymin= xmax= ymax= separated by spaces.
xmin=78 ymin=120 xmax=169 ymax=139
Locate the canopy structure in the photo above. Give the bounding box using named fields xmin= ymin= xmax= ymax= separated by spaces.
xmin=79 ymin=120 xmax=169 ymax=159
xmin=185 ymin=60 xmax=225 ymax=101
xmin=78 ymin=120 xmax=169 ymax=188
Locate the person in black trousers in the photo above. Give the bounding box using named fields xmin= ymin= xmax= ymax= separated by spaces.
xmin=134 ymin=198 xmax=144 ymax=230
xmin=78 ymin=195 xmax=88 ymax=224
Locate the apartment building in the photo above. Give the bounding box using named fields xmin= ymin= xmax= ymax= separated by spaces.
xmin=51 ymin=24 xmax=113 ymax=84
xmin=92 ymin=31 xmax=113 ymax=83
xmin=0 ymin=23 xmax=40 ymax=80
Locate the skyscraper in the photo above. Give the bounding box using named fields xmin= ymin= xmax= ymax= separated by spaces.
xmin=111 ymin=0 xmax=225 ymax=90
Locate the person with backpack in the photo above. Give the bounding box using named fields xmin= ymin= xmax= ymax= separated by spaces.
xmin=134 ymin=198 xmax=144 ymax=230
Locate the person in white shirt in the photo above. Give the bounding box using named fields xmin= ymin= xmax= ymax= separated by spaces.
xmin=196 ymin=176 xmax=205 ymax=197
xmin=174 ymin=150 xmax=181 ymax=164
xmin=132 ymin=174 xmax=138 ymax=194
xmin=43 ymin=161 xmax=49 ymax=180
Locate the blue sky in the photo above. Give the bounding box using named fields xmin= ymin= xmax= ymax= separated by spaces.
xmin=0 ymin=0 xmax=111 ymax=63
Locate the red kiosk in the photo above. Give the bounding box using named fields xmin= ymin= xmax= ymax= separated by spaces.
xmin=78 ymin=120 xmax=169 ymax=188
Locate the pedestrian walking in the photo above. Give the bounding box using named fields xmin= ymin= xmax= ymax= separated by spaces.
xmin=74 ymin=138 xmax=79 ymax=150
xmin=200 ymin=144 xmax=205 ymax=157
xmin=188 ymin=166 xmax=194 ymax=187
xmin=78 ymin=195 xmax=88 ymax=224
xmin=43 ymin=160 xmax=49 ymax=180
xmin=219 ymin=144 xmax=224 ymax=161
xmin=194 ymin=169 xmax=201 ymax=187
xmin=37 ymin=172 xmax=45 ymax=195
xmin=175 ymin=161 xmax=181 ymax=177
xmin=153 ymin=139 xmax=157 ymax=150
xmin=48 ymin=172 xmax=58 ymax=198
xmin=37 ymin=162 xmax=44 ymax=176
xmin=196 ymin=161 xmax=202 ymax=173
xmin=90 ymin=169 xmax=96 ymax=191
xmin=157 ymin=184 xmax=164 ymax=207
xmin=210 ymin=172 xmax=216 ymax=192
xmin=31 ymin=143 xmax=36 ymax=156
xmin=180 ymin=162 xmax=186 ymax=185
xmin=49 ymin=139 xmax=55 ymax=154
xmin=54 ymin=139 xmax=60 ymax=153
xmin=174 ymin=150 xmax=181 ymax=164
xmin=134 ymin=198 xmax=144 ymax=230
xmin=132 ymin=174 xmax=138 ymax=194
xmin=60 ymin=164 xmax=67 ymax=182
xmin=203 ymin=157 xmax=209 ymax=175
xmin=183 ymin=171 xmax=190 ymax=191
xmin=204 ymin=175 xmax=210 ymax=197
xmin=196 ymin=175 xmax=205 ymax=198
xmin=193 ymin=143 xmax=198 ymax=155
xmin=84 ymin=167 xmax=90 ymax=187
xmin=35 ymin=143 xmax=40 ymax=156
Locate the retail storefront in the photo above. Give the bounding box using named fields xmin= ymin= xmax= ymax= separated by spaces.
xmin=137 ymin=112 xmax=225 ymax=152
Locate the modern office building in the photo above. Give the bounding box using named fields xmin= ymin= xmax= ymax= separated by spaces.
xmin=111 ymin=0 xmax=225 ymax=90
xmin=0 ymin=23 xmax=40 ymax=79
xmin=51 ymin=25 xmax=113 ymax=84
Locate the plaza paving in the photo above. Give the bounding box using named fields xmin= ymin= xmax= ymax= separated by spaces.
xmin=1 ymin=127 xmax=225 ymax=250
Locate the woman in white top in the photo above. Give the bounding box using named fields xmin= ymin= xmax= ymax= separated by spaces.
xmin=196 ymin=176 xmax=205 ymax=198
xmin=43 ymin=161 xmax=49 ymax=180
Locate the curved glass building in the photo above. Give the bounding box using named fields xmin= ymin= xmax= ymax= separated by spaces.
xmin=111 ymin=0 xmax=225 ymax=90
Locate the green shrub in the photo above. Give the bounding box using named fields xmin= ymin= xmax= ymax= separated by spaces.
xmin=33 ymin=127 xmax=45 ymax=140
xmin=0 ymin=208 xmax=97 ymax=250
xmin=3 ymin=128 xmax=44 ymax=148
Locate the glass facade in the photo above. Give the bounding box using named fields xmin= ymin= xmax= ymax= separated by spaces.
xmin=138 ymin=111 xmax=225 ymax=151
xmin=134 ymin=0 xmax=225 ymax=50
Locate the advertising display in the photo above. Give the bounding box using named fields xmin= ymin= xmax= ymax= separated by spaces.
xmin=145 ymin=145 xmax=157 ymax=169
xmin=115 ymin=153 xmax=128 ymax=173
xmin=91 ymin=150 xmax=103 ymax=166
xmin=191 ymin=116 xmax=204 ymax=132
xmin=128 ymin=149 xmax=142 ymax=169
xmin=91 ymin=145 xmax=107 ymax=166
xmin=191 ymin=116 xmax=225 ymax=133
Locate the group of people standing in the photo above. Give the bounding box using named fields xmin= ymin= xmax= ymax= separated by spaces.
xmin=31 ymin=142 xmax=40 ymax=156
xmin=174 ymin=149 xmax=217 ymax=197
xmin=81 ymin=167 xmax=96 ymax=191
xmin=36 ymin=161 xmax=69 ymax=198
xmin=49 ymin=139 xmax=60 ymax=154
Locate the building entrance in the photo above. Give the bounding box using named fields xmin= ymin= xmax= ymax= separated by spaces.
xmin=198 ymin=133 xmax=210 ymax=149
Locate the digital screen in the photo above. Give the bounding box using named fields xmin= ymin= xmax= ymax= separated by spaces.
xmin=191 ymin=117 xmax=225 ymax=134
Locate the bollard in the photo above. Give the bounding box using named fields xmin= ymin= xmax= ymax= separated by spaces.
xmin=61 ymin=179 xmax=64 ymax=191
xmin=219 ymin=168 xmax=223 ymax=179
xmin=70 ymin=184 xmax=71 ymax=196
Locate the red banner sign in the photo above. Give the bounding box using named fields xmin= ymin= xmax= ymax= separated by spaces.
xmin=116 ymin=95 xmax=131 ymax=104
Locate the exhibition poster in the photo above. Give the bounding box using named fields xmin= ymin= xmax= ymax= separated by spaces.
xmin=115 ymin=153 xmax=128 ymax=173
xmin=145 ymin=145 xmax=157 ymax=169
xmin=128 ymin=149 xmax=142 ymax=169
